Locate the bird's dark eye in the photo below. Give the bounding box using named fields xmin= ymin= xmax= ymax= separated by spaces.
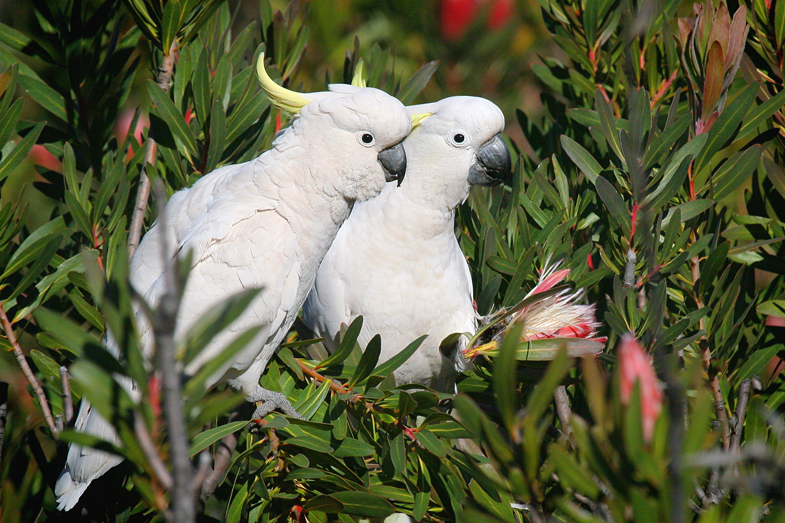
xmin=454 ymin=133 xmax=465 ymax=143
xmin=362 ymin=133 xmax=374 ymax=144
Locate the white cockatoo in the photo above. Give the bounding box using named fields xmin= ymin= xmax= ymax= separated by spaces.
xmin=55 ymin=54 xmax=412 ymax=511
xmin=302 ymin=96 xmax=510 ymax=392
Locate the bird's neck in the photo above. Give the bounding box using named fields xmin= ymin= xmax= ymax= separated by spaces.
xmin=254 ymin=147 xmax=353 ymax=257
xmin=362 ymin=185 xmax=459 ymax=242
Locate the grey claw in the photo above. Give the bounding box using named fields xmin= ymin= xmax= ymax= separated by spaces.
xmin=246 ymin=387 xmax=305 ymax=420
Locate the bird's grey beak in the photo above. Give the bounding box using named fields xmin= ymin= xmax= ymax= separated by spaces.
xmin=378 ymin=141 xmax=407 ymax=186
xmin=468 ymin=133 xmax=511 ymax=187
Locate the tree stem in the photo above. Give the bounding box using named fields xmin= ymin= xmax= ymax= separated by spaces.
xmin=1 ymin=305 xmax=57 ymax=435
xmin=128 ymin=39 xmax=178 ymax=258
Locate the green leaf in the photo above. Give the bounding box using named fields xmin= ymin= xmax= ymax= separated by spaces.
xmin=190 ymin=420 xmax=248 ymax=456
xmin=758 ymin=300 xmax=785 ymax=318
xmin=693 ymin=83 xmax=758 ymax=174
xmin=293 ymin=378 xmax=331 ymax=420
xmin=738 ymin=88 xmax=785 ymax=139
xmin=595 ymin=90 xmax=623 ymax=161
xmin=181 ymin=288 xmax=261 ymax=365
xmin=0 ymin=122 xmax=44 ymax=183
xmin=183 ymin=326 xmax=263 ymax=398
xmin=709 ymin=145 xmax=762 ymax=201
xmin=561 ymin=135 xmax=601 ymax=183
xmin=192 ymin=49 xmax=211 ymax=127
xmin=303 ymin=495 xmax=344 ymax=514
xmin=397 ymin=61 xmax=439 ymax=105
xmin=643 ymin=115 xmax=690 ymax=169
xmin=595 ymin=176 xmax=631 ymax=237
xmin=69 ymin=291 xmax=105 ymax=331
xmin=366 ymin=335 xmax=427 ymax=383
xmin=205 ymin=99 xmax=227 ymax=174
xmin=160 ymin=0 xmax=181 ymax=56
xmin=550 ymin=444 xmax=600 ymax=498
xmin=494 ymin=323 xmax=521 ymax=432
xmin=147 ymin=79 xmax=198 ymax=160
xmin=347 ymin=333 xmax=380 ymax=387
xmin=285 ymin=434 xmax=333 ymax=453
xmin=0 ymin=99 xmax=23 ymax=151
xmin=330 ymin=492 xmax=395 ymax=518
xmin=1 ymin=216 xmax=65 ymax=280
xmin=315 ymin=315 xmax=362 ymax=369
xmin=776 ymin=0 xmax=785 ymax=51
xmin=332 ymin=437 xmax=375 ymax=458
xmin=69 ymin=360 xmax=136 ymax=422
xmin=737 ymin=344 xmax=783 ymax=383
xmin=18 ymin=75 xmax=67 ymax=121
xmin=526 ymin=347 xmax=570 ymax=422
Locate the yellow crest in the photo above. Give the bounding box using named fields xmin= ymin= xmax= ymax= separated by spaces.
xmin=255 ymin=52 xmax=311 ymax=114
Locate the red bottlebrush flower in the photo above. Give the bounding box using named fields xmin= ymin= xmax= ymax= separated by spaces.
xmin=487 ymin=0 xmax=513 ymax=30
xmin=440 ymin=0 xmax=477 ymax=42
xmin=512 ymin=262 xmax=605 ymax=343
xmin=440 ymin=0 xmax=514 ymax=42
xmin=618 ymin=334 xmax=663 ymax=443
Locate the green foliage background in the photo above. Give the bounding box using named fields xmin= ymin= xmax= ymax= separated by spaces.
xmin=0 ymin=0 xmax=784 ymax=522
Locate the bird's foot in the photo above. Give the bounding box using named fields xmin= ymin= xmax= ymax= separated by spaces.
xmin=246 ymin=387 xmax=305 ymax=421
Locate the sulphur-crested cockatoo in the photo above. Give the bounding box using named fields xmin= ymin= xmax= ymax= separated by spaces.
xmin=55 ymin=54 xmax=411 ymax=511
xmin=303 ymin=95 xmax=510 ymax=392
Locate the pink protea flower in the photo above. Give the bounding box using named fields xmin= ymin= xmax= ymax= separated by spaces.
xmin=618 ymin=334 xmax=663 ymax=443
xmin=511 ymin=262 xmax=605 ymax=343
xmin=463 ymin=261 xmax=605 ymax=360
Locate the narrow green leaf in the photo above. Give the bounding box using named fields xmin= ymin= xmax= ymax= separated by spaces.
xmin=693 ymin=83 xmax=758 ymax=173
xmin=205 ymin=99 xmax=227 ymax=174
xmin=595 ymin=176 xmax=631 ymax=236
xmin=737 ymin=344 xmax=783 ymax=383
xmin=18 ymin=75 xmax=67 ymax=121
xmin=348 ymin=334 xmax=381 ymax=388
xmin=776 ymin=0 xmax=785 ymax=50
xmin=710 ymin=145 xmax=762 ymax=201
xmin=192 ymin=48 xmax=211 ymax=127
xmin=561 ymin=135 xmax=602 ymax=183
xmin=190 ymin=420 xmax=248 ymax=456
xmin=757 ymin=300 xmax=785 ymax=318
xmin=315 ymin=315 xmax=363 ymax=369
xmin=738 ymin=88 xmax=785 ymax=139
xmin=147 ymin=80 xmax=198 ymax=160
xmin=161 ymin=0 xmax=180 ymax=56
xmin=367 ymin=335 xmax=426 ymax=383
xmin=397 ymin=61 xmax=439 ymax=105
xmin=0 ymin=122 xmax=44 ymax=183
xmin=329 ymin=492 xmax=395 ymax=518
xmin=494 ymin=323 xmax=522 ymax=433
xmin=0 ymin=99 xmax=23 ymax=150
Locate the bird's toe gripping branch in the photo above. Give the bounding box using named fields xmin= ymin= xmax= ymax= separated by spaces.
xmin=246 ymin=387 xmax=305 ymax=421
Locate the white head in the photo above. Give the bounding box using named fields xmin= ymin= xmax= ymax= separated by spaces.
xmin=257 ymin=54 xmax=411 ymax=202
xmin=402 ymin=96 xmax=511 ymax=209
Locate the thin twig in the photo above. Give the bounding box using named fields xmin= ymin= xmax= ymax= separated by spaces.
xmin=191 ymin=451 xmax=212 ymax=495
xmin=691 ymin=256 xmax=729 ymax=450
xmin=151 ymin=178 xmax=195 ymax=523
xmin=0 ymin=305 xmax=58 ymax=435
xmin=127 ymin=39 xmax=179 ymax=258
xmin=134 ymin=412 xmax=173 ymax=490
xmin=0 ymin=381 xmax=7 ymax=465
xmin=298 ymin=360 xmax=349 ymax=394
xmin=60 ymin=366 xmax=73 ymax=425
xmin=199 ymin=430 xmax=239 ymax=503
xmin=729 ymin=379 xmax=751 ymax=454
xmin=553 ymin=385 xmax=573 ymax=439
